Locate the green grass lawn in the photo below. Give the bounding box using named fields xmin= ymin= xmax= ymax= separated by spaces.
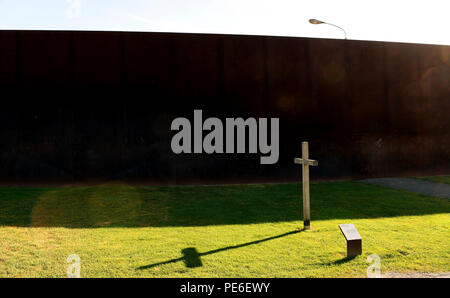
xmin=0 ymin=181 xmax=449 ymax=277
xmin=414 ymin=175 xmax=450 ymax=184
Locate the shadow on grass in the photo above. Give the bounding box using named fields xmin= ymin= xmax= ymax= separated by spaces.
xmin=320 ymin=256 xmax=357 ymax=266
xmin=0 ymin=181 xmax=449 ymax=228
xmin=137 ymin=230 xmax=301 ymax=270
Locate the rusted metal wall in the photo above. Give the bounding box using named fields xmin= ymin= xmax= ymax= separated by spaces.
xmin=0 ymin=30 xmax=449 ymax=183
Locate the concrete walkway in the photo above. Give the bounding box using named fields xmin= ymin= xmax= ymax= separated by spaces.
xmin=383 ymin=272 xmax=450 ymax=278
xmin=359 ymin=177 xmax=450 ymax=199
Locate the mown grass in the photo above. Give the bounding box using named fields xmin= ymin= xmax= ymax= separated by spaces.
xmin=414 ymin=175 xmax=450 ymax=185
xmin=0 ymin=181 xmax=449 ymax=277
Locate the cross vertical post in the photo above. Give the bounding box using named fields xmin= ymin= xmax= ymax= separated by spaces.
xmin=302 ymin=142 xmax=310 ymax=229
xmin=294 ymin=141 xmax=318 ymax=230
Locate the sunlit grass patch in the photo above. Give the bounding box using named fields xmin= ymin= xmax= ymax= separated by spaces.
xmin=0 ymin=181 xmax=449 ymax=277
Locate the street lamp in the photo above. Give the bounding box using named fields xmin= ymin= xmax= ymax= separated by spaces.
xmin=309 ymin=19 xmax=347 ymax=39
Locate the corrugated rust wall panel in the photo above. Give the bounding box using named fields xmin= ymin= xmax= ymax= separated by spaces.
xmin=0 ymin=30 xmax=448 ymax=183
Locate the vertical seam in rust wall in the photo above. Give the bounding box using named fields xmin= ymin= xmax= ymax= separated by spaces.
xmin=15 ymin=31 xmax=22 ymax=155
xmin=304 ymin=38 xmax=314 ymax=112
xmin=15 ymin=31 xmax=21 ymax=88
xmin=68 ymin=32 xmax=74 ymax=87
xmin=119 ymin=32 xmax=126 ymax=86
xmin=381 ymin=42 xmax=391 ymax=132
xmin=119 ymin=32 xmax=128 ymax=162
xmin=414 ymin=45 xmax=425 ymax=134
xmin=169 ymin=34 xmax=177 ymax=102
xmin=414 ymin=45 xmax=426 ymax=172
xmin=216 ymin=36 xmax=225 ymax=106
xmin=344 ymin=40 xmax=354 ymax=134
xmin=262 ymin=36 xmax=269 ymax=115
xmin=68 ymin=31 xmax=74 ymax=173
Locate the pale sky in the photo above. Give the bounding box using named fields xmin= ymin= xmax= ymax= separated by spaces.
xmin=0 ymin=0 xmax=449 ymax=45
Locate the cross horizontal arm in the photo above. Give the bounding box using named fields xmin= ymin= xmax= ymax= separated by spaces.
xmin=294 ymin=158 xmax=318 ymax=166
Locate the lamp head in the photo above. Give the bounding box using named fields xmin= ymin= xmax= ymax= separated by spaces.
xmin=309 ymin=19 xmax=324 ymax=25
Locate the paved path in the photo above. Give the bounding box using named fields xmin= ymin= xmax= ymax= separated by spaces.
xmin=359 ymin=178 xmax=450 ymax=199
xmin=383 ymin=272 xmax=450 ymax=278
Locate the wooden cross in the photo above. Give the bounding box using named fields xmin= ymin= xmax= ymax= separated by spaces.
xmin=294 ymin=141 xmax=318 ymax=230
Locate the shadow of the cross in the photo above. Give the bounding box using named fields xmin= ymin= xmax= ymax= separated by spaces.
xmin=137 ymin=230 xmax=301 ymax=270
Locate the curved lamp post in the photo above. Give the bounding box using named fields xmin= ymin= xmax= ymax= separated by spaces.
xmin=309 ymin=19 xmax=347 ymax=39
